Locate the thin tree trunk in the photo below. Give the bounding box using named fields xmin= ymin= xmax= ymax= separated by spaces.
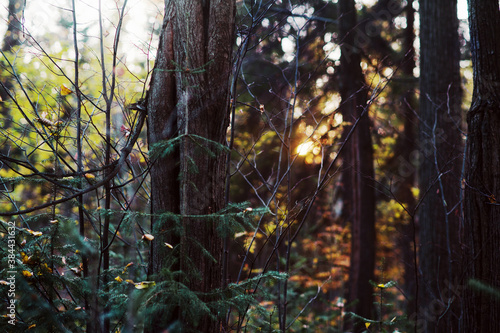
xmin=462 ymin=0 xmax=500 ymax=331
xmin=399 ymin=0 xmax=418 ymax=318
xmin=1 ymin=0 xmax=22 ymax=52
xmin=338 ymin=1 xmax=376 ymax=330
xmin=1 ymin=0 xmax=23 ymax=140
xmin=418 ymin=0 xmax=463 ymax=331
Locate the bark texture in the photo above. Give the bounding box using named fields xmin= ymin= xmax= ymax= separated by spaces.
xmin=338 ymin=1 xmax=376 ymax=330
xmin=147 ymin=0 xmax=235 ymax=331
xmin=417 ymin=0 xmax=463 ymax=331
xmin=462 ymin=0 xmax=500 ymax=331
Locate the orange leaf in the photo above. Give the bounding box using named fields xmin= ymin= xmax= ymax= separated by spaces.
xmin=61 ymin=85 xmax=73 ymax=96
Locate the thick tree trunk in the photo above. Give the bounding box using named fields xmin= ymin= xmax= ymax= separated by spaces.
xmin=462 ymin=0 xmax=500 ymax=331
xmin=417 ymin=0 xmax=463 ymax=331
xmin=338 ymin=1 xmax=376 ymax=331
xmin=147 ymin=0 xmax=235 ymax=332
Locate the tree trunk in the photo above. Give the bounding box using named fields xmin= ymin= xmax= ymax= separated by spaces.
xmin=462 ymin=0 xmax=500 ymax=331
xmin=1 ymin=0 xmax=23 ymax=138
xmin=147 ymin=0 xmax=235 ymax=332
xmin=338 ymin=1 xmax=376 ymax=330
xmin=417 ymin=0 xmax=463 ymax=331
xmin=1 ymin=0 xmax=23 ymax=52
xmin=396 ymin=0 xmax=418 ymax=318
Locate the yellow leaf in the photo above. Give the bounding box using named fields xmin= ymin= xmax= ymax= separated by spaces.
xmin=134 ymin=281 xmax=156 ymax=289
xmin=28 ymin=324 xmax=36 ymax=329
xmin=164 ymin=242 xmax=173 ymax=248
xmin=41 ymin=263 xmax=52 ymax=273
xmin=61 ymin=85 xmax=73 ymax=96
xmin=377 ymin=283 xmax=386 ymax=288
xmin=22 ymin=270 xmax=33 ymax=277
xmin=75 ymin=307 xmax=82 ymax=311
xmin=21 ymin=252 xmax=33 ymax=264
xmin=142 ymin=234 xmax=154 ymax=241
xmin=365 ymin=322 xmax=371 ymax=329
xmin=125 ymin=279 xmax=135 ymax=285
xmin=50 ymin=220 xmax=58 ymax=224
xmin=115 ymin=276 xmax=123 ymax=283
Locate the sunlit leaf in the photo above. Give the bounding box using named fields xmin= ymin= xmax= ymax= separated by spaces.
xmin=142 ymin=234 xmax=154 ymax=241
xmin=70 ymin=265 xmax=82 ymax=276
xmin=134 ymin=281 xmax=156 ymax=289
xmin=61 ymin=85 xmax=73 ymax=96
xmin=25 ymin=229 xmax=42 ymax=236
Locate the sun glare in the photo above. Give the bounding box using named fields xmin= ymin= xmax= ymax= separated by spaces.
xmin=297 ymin=141 xmax=314 ymax=156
